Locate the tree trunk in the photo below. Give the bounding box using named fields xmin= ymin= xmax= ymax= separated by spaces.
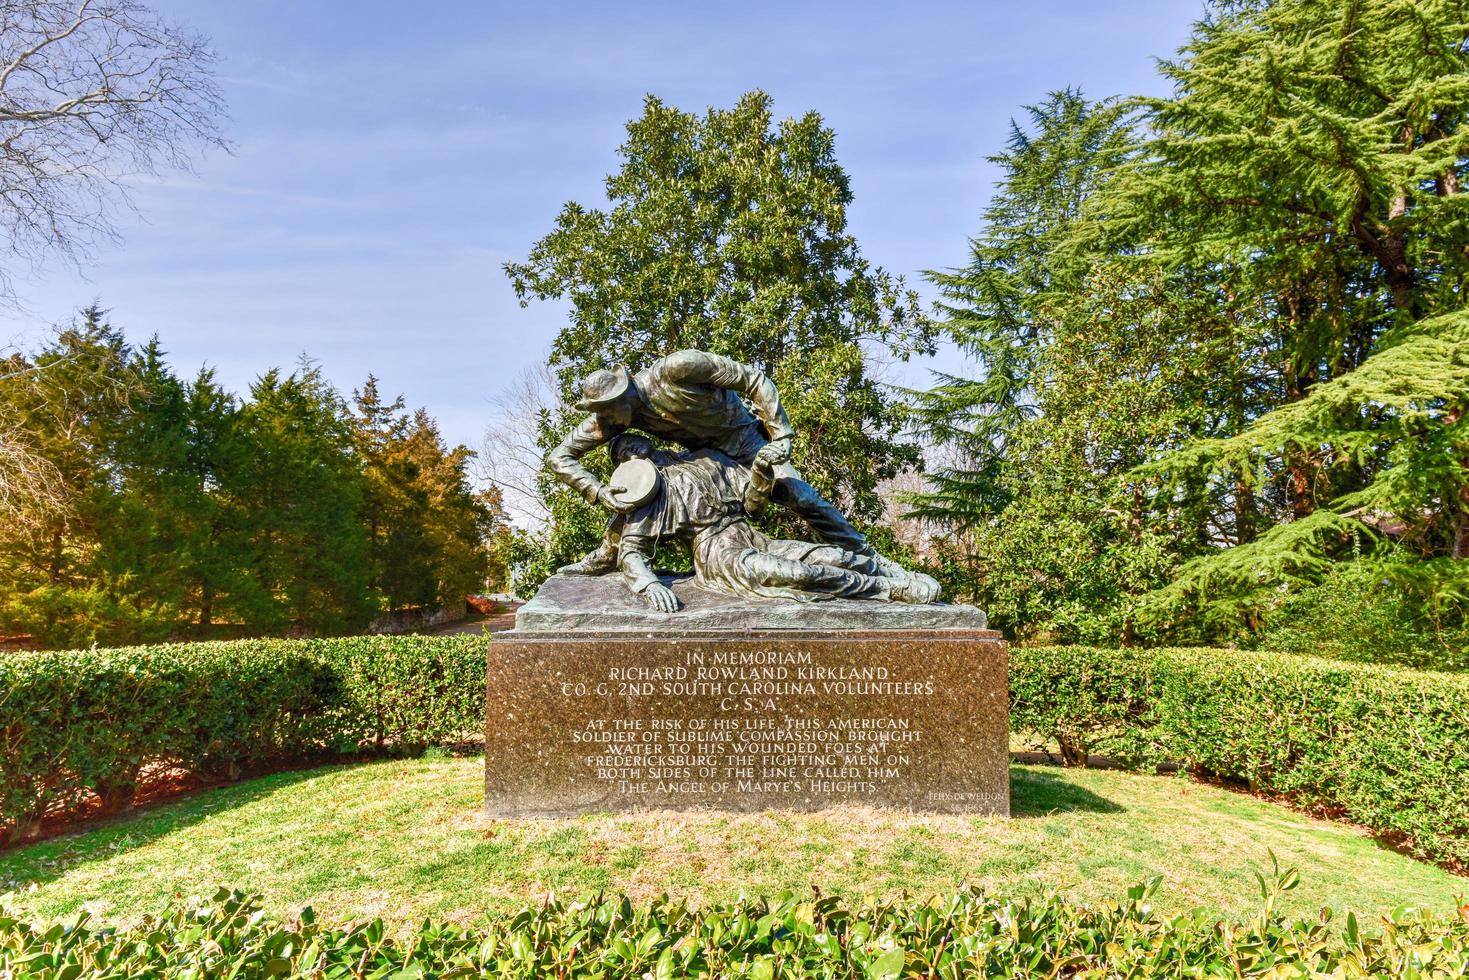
xmin=48 ymin=526 xmax=63 ymax=581
xmin=1437 ymin=166 xmax=1459 ymax=198
xmin=1287 ymin=461 xmax=1315 ymax=521
xmin=1282 ymin=383 xmax=1318 ymax=521
xmin=1234 ymin=478 xmax=1257 ymax=545
xmin=1057 ymin=734 xmax=1088 ymax=768
xmin=1280 ymin=290 xmax=1321 ymax=520
xmin=1350 ymin=169 xmax=1418 ymax=318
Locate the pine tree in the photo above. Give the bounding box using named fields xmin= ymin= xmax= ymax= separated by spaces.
xmin=919 ymin=4 xmax=1469 ymax=648
xmin=0 ymin=310 xmax=239 ymax=645
xmin=402 ymin=409 xmax=497 ymax=605
xmin=1137 ymin=309 xmax=1469 ymax=631
xmin=911 ymin=90 xmax=1133 ymax=524
xmin=909 ymin=92 xmax=1207 ymax=641
xmin=351 ymin=375 xmax=420 ymax=610
xmin=0 ymin=312 xmax=493 ymax=644
xmin=99 ymin=336 xmax=196 ymax=626
xmin=179 ymin=368 xmax=246 ymax=630
xmin=1113 ymin=0 xmax=1469 ymax=631
xmin=351 ymin=379 xmax=497 ymax=612
xmin=234 ymin=363 xmax=373 ymax=634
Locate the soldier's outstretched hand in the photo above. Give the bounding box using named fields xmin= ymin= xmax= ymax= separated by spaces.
xmin=642 ymin=582 xmax=680 ymax=612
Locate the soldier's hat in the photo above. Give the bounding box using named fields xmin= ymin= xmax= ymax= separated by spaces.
xmin=573 ymin=365 xmax=632 ymax=411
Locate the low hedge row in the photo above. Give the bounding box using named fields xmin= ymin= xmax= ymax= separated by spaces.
xmin=5 ymin=636 xmax=1466 ymax=870
xmin=4 ymin=880 xmax=1466 ymax=979
xmin=311 ymin=635 xmax=484 ymax=751
xmin=1012 ymin=646 xmax=1469 ymax=868
xmin=0 ymin=636 xmax=484 ymax=843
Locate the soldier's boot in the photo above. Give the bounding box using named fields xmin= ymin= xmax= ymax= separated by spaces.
xmin=889 ymin=574 xmax=941 ymax=605
xmin=556 ymin=540 xmax=618 ymax=576
xmin=869 ymin=551 xmax=910 ymax=580
xmin=868 ymin=551 xmax=940 ymax=597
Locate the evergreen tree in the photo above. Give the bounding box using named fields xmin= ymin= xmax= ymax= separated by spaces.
xmin=351 ymin=375 xmax=423 ymax=609
xmin=911 ymin=91 xmax=1135 ymax=529
xmin=351 ymin=379 xmax=498 ymax=611
xmin=99 ymin=337 xmax=197 ymax=624
xmin=917 ymin=3 xmax=1469 ymax=649
xmin=179 ymin=368 xmax=248 ymax=629
xmin=1137 ymin=309 xmax=1469 ymax=634
xmin=0 ymin=310 xmax=495 ymax=645
xmin=234 ymin=363 xmax=373 ymax=634
xmin=910 ymin=92 xmax=1208 ymax=642
xmin=0 ymin=309 xmax=251 ymax=645
xmin=402 ymin=409 xmax=498 ymax=605
xmin=1113 ymin=0 xmax=1469 ymax=632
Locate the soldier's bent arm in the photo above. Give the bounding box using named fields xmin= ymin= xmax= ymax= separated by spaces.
xmin=660 ymin=350 xmax=796 ymax=442
xmin=545 ymin=414 xmax=622 ymax=504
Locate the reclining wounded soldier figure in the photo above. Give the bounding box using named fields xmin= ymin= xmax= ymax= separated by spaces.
xmin=604 ymin=433 xmax=941 ymax=612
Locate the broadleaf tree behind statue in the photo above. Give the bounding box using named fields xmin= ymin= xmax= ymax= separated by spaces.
xmin=502 ymin=91 xmax=934 ymax=591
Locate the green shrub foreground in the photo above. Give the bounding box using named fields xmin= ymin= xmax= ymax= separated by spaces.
xmin=3 ymin=635 xmax=1467 ymax=871
xmin=4 ymin=873 xmax=1468 ymax=980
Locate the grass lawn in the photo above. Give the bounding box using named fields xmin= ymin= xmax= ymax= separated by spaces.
xmin=0 ymin=755 xmax=1459 ymax=929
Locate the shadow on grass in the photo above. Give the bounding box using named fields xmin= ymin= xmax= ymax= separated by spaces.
xmin=1010 ymin=765 xmax=1124 ymax=818
xmin=0 ymin=764 xmax=349 ymax=890
xmin=2 ymin=760 xmax=1128 ymax=894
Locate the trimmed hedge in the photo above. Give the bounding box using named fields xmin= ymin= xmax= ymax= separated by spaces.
xmin=0 ymin=636 xmax=484 ymax=843
xmin=1012 ymin=646 xmax=1469 ymax=868
xmin=310 ymin=635 xmax=484 ymax=750
xmin=5 ymin=879 xmax=1468 ymax=979
xmin=4 ymin=635 xmax=1466 ymax=870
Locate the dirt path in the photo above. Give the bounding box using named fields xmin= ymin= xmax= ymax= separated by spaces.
xmin=425 ymin=605 xmax=520 ymax=635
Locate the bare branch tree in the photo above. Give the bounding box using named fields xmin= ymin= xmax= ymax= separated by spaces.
xmin=477 ymin=363 xmax=557 ymax=530
xmin=0 ymin=0 xmax=227 ymax=302
xmin=0 ymin=347 xmax=64 ymax=528
xmin=877 ymin=467 xmax=936 ymax=558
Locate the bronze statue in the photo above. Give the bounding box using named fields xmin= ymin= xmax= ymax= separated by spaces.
xmin=545 ymin=349 xmax=939 ymax=607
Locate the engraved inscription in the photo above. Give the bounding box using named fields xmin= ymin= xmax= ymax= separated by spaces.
xmin=485 ymin=631 xmax=1010 ymax=816
xmin=558 ymin=648 xmax=937 ymax=801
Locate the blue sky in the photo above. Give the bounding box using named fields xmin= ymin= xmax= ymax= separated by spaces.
xmin=2 ymin=1 xmax=1205 ymax=450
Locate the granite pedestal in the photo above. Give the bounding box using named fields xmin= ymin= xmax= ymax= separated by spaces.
xmin=486 ymin=574 xmax=1009 ymax=816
